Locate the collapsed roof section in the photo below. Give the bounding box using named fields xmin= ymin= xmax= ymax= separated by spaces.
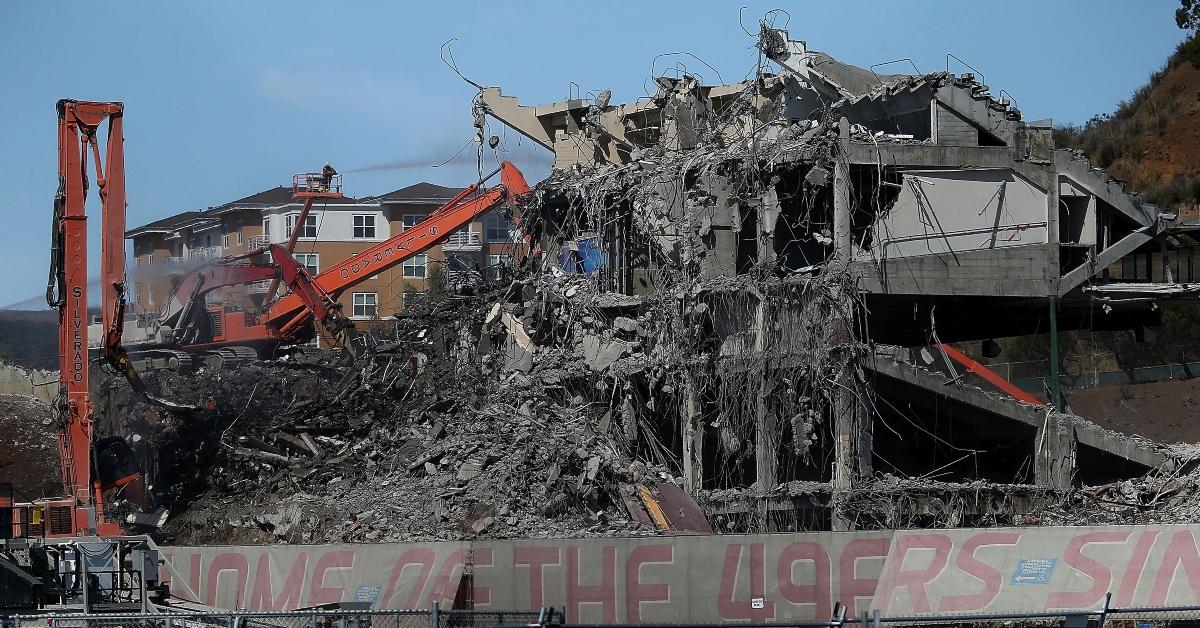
xmin=476 ymin=27 xmax=1187 ymax=340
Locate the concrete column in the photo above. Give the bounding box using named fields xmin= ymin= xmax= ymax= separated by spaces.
xmin=753 ymin=293 xmax=779 ymax=530
xmin=682 ymin=376 xmax=703 ymax=494
xmin=1035 ymin=413 xmax=1077 ymax=490
xmin=831 ymin=120 xmax=870 ymax=530
xmin=834 ymin=117 xmax=853 ymax=261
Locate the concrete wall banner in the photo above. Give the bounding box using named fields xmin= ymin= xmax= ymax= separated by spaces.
xmin=163 ymin=524 xmax=1200 ymax=622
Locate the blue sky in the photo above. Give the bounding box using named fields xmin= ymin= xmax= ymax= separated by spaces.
xmin=0 ymin=1 xmax=1188 ymax=308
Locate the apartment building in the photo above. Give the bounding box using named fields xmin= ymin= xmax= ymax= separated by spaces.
xmin=127 ymin=177 xmax=520 ymax=331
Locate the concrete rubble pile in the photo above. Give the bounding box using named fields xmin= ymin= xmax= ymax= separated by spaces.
xmin=123 ymin=290 xmax=696 ymax=544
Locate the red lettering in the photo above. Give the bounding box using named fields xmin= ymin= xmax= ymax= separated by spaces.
xmin=205 ymin=552 xmax=249 ymax=607
xmin=167 ymin=553 xmax=203 ymax=601
xmin=429 ymin=548 xmax=468 ymax=606
xmin=777 ymin=542 xmax=831 ymax=620
xmin=248 ymin=551 xmax=308 ymax=611
xmin=379 ymin=548 xmax=436 ymax=609
xmin=566 ymin=546 xmax=616 ymax=622
xmin=1151 ymin=530 xmax=1200 ymax=605
xmin=839 ymin=538 xmax=891 ymax=615
xmin=625 ymin=544 xmax=672 ymax=622
xmin=876 ymin=533 xmax=952 ymax=613
xmin=1115 ymin=531 xmax=1160 ymax=606
xmin=1047 ymin=531 xmax=1128 ymax=609
xmin=717 ymin=544 xmax=774 ymax=621
xmin=941 ymin=532 xmax=1021 ymax=612
xmin=472 ymin=548 xmax=494 ymax=606
xmin=514 ymin=546 xmax=559 ymax=609
xmin=307 ymin=550 xmax=355 ymax=606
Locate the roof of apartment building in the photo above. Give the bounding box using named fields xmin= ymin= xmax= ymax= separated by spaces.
xmin=126 ymin=210 xmax=215 ymax=237
xmin=375 ymin=182 xmax=464 ymax=204
xmin=210 ymin=186 xmax=362 ymax=213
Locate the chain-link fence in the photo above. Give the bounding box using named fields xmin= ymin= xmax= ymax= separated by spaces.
xmin=5 ymin=607 xmax=558 ymax=628
xmin=15 ymin=604 xmax=1200 ymax=628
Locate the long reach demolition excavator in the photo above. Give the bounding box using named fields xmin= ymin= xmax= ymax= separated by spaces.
xmin=117 ymin=160 xmax=531 ymax=368
xmin=0 ymin=101 xmax=168 ymax=613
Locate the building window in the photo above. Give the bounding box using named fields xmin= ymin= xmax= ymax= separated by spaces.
xmin=352 ymin=292 xmax=378 ymax=318
xmin=403 ymin=253 xmax=427 ymax=278
xmin=222 ymin=233 xmax=231 ymax=247
xmin=205 ymin=233 xmax=214 ymax=248
xmin=262 ymin=217 xmax=271 ymax=243
xmin=236 ymin=230 xmax=243 ymax=245
xmin=353 ymin=215 xmax=376 ymax=238
xmin=285 ymin=214 xmax=318 ymax=238
xmin=402 ymin=214 xmax=422 ymax=230
xmin=486 ymin=254 xmax=509 ymax=280
xmin=485 ymin=213 xmax=515 ymax=242
xmin=147 ymin=254 xmax=154 ymax=266
xmin=294 ymin=253 xmax=319 ymax=275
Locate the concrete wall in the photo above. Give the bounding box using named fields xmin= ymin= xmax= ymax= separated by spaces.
xmin=0 ymin=363 xmax=58 ymax=403
xmin=933 ymin=102 xmax=979 ymax=147
xmin=873 ymin=169 xmax=1047 ymax=260
xmin=165 ymin=524 xmax=1200 ymax=620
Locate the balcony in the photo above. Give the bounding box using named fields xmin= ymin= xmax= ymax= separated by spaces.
xmin=247 ymin=235 xmax=269 ymax=250
xmin=189 ymin=247 xmax=222 ymax=261
xmin=442 ymin=231 xmax=482 ymax=252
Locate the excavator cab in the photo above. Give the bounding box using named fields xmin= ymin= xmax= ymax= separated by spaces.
xmin=93 ymin=436 xmax=139 ymax=491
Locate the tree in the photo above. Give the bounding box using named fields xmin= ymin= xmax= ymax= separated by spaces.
xmin=1178 ymin=0 xmax=1200 ymax=30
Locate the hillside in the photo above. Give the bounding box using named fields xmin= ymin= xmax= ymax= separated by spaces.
xmin=1055 ymin=35 xmax=1200 ymax=213
xmin=0 ymin=310 xmax=61 ymax=370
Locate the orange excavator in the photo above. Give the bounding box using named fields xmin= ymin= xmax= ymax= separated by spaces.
xmin=0 ymin=101 xmax=167 ymax=613
xmin=120 ymin=161 xmax=531 ymax=367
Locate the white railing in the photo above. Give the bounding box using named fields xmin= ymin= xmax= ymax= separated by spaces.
xmin=163 ymin=256 xmax=186 ymax=266
xmin=442 ymin=231 xmax=482 ymax=251
xmin=248 ymin=235 xmax=269 ymax=250
xmin=189 ymin=246 xmax=222 ymax=261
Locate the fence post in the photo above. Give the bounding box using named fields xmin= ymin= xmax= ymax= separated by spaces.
xmin=431 ymin=601 xmax=440 ymax=628
xmin=1097 ymin=591 xmax=1112 ymax=628
xmin=872 ymin=609 xmax=880 ymax=628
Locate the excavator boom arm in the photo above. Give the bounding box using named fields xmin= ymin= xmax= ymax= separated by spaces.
xmin=266 ymin=161 xmax=530 ymax=332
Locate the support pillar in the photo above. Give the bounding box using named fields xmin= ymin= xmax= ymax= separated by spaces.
xmin=1048 ymin=298 xmax=1061 ymax=411
xmin=753 ymin=293 xmax=778 ymax=531
xmin=1035 ymin=413 xmax=1077 ymax=489
xmin=831 ymin=117 xmax=871 ymax=530
xmin=682 ymin=376 xmax=703 ymax=494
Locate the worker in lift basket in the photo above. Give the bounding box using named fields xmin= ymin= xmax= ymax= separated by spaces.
xmin=319 ymin=163 xmax=338 ymax=192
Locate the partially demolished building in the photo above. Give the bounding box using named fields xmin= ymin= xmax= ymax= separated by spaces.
xmin=127 ymin=27 xmax=1200 ymax=545
xmin=459 ymin=26 xmax=1186 ymax=531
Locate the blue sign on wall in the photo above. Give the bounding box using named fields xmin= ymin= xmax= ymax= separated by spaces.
xmin=1010 ymin=558 xmax=1057 ymax=584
